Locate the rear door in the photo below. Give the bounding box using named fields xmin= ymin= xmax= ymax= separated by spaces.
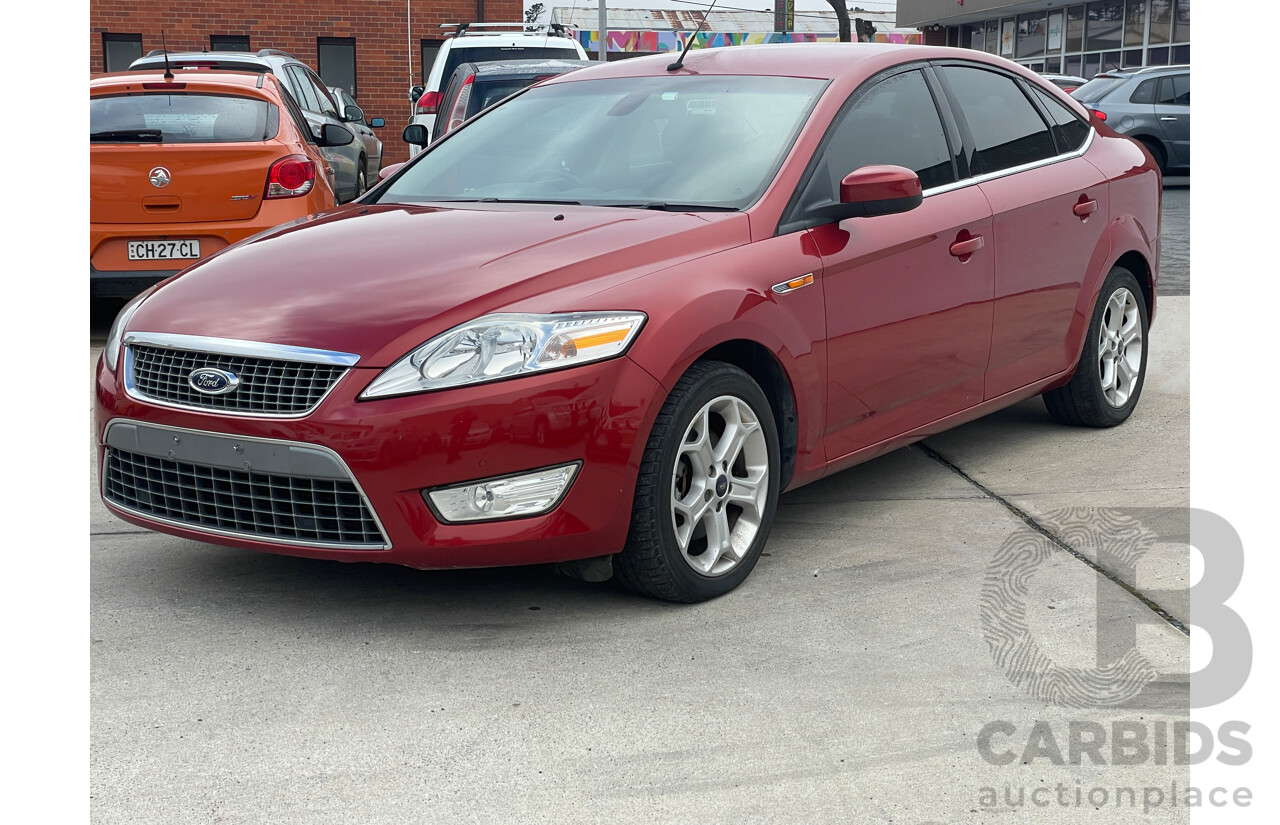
xmin=90 ymin=91 xmax=282 ymax=224
xmin=1153 ymin=72 xmax=1190 ymax=166
xmin=936 ymin=64 xmax=1111 ymax=398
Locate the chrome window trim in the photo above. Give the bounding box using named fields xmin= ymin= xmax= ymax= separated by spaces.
xmin=101 ymin=418 xmax=393 ymax=551
xmin=922 ymin=126 xmax=1096 ymax=198
xmin=122 ymin=333 xmax=358 ymax=419
xmin=122 ymin=332 xmax=361 ymax=366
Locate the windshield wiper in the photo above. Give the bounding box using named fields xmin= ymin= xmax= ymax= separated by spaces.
xmin=90 ymin=129 xmax=163 ymax=142
xmin=602 ymin=201 xmax=739 ymax=212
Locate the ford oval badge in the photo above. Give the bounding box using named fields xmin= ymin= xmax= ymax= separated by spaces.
xmin=188 ymin=367 xmax=240 ymax=395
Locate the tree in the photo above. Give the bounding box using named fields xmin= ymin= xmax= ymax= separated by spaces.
xmin=524 ymin=3 xmax=546 ymax=31
xmin=824 ymin=0 xmax=852 ymax=42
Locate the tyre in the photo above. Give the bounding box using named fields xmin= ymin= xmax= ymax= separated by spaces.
xmin=356 ymin=160 xmax=368 ymax=196
xmin=615 ymin=361 xmax=780 ymax=602
xmin=1138 ymin=137 xmax=1166 ymax=176
xmin=1043 ymin=266 xmax=1148 ymax=427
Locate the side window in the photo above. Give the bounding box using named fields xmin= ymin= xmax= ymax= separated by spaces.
xmin=303 ymin=68 xmax=340 ymax=117
xmin=276 ymin=82 xmax=317 ymax=143
xmin=1130 ymin=78 xmax=1157 ymax=104
xmin=285 ymin=66 xmax=320 ymax=112
xmin=816 ymin=70 xmax=957 ymax=195
xmin=1031 ymin=87 xmax=1090 ymax=153
xmin=1157 ymin=74 xmax=1190 ymax=105
xmin=940 ymin=65 xmax=1057 ymax=175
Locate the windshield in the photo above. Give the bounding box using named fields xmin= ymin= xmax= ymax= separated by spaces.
xmin=380 ymin=75 xmax=826 ymax=210
xmin=1070 ymin=76 xmax=1125 ymax=103
xmin=90 ymin=93 xmax=278 ymax=143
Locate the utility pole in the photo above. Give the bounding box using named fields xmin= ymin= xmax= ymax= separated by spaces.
xmin=598 ymin=2 xmax=608 ymax=61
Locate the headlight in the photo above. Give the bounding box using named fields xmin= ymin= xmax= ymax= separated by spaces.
xmin=361 ymin=312 xmax=646 ymax=398
xmin=103 ymin=286 xmax=158 ymax=372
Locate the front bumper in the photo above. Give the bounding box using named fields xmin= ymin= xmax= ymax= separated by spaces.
xmin=95 ymin=352 xmax=662 ymax=569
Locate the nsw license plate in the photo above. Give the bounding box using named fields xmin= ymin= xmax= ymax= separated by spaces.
xmin=127 ymin=239 xmax=201 ymax=261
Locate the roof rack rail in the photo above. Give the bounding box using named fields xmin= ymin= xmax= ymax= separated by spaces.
xmin=255 ymin=48 xmax=297 ymax=58
xmin=439 ymin=21 xmax=570 ymax=38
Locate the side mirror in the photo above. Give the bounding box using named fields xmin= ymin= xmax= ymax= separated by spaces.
xmin=343 ymin=104 xmax=365 ymax=123
xmin=318 ymin=123 xmax=355 ymax=147
xmin=402 ymin=124 xmax=430 ymax=146
xmin=408 ymin=85 xmax=425 ymax=103
xmin=378 ymin=162 xmax=405 ymax=183
xmin=369 ymin=117 xmax=385 ymax=128
xmin=809 ymin=165 xmax=923 ymax=225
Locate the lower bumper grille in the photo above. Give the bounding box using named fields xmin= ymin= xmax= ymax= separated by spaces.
xmin=104 ymin=447 xmax=386 ymax=549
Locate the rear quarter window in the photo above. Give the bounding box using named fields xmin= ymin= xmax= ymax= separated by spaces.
xmin=1031 ymin=87 xmax=1091 ymax=153
xmin=1071 ymin=75 xmax=1125 ymax=104
xmin=89 ymin=94 xmax=279 ymax=143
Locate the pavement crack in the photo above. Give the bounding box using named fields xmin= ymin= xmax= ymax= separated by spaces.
xmin=914 ymin=442 xmax=1190 ymax=637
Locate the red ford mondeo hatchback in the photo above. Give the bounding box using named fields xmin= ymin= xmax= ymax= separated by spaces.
xmin=95 ymin=44 xmax=1160 ymax=602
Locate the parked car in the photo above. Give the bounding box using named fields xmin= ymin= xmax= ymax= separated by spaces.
xmin=407 ymin=22 xmax=589 ymax=151
xmin=328 ymin=86 xmax=385 ymax=194
xmin=422 ymin=58 xmax=593 ymax=144
xmin=129 ymin=50 xmax=367 ymax=202
xmin=1040 ymin=73 xmax=1088 ymax=93
xmin=96 ymin=44 xmax=1160 ymax=602
xmin=1070 ymin=65 xmax=1189 ymax=174
xmin=90 ymin=69 xmax=345 ymax=297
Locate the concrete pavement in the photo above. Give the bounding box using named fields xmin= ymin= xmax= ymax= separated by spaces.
xmin=90 ymin=299 xmax=1191 ymax=824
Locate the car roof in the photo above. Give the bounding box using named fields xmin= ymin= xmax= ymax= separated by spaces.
xmin=90 ymin=69 xmax=281 ymax=94
xmin=537 ymin=43 xmax=1038 ymax=85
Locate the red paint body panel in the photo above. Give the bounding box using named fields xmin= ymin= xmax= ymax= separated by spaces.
xmin=94 ymin=44 xmax=1161 ymax=571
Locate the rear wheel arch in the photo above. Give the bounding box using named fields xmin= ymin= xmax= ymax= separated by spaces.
xmin=1113 ymin=249 xmax=1155 ymax=323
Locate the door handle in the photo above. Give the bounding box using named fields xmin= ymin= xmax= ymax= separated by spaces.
xmin=949 ymin=234 xmax=984 ymax=259
xmin=1073 ymin=199 xmax=1098 ymax=218
xmin=1160 ymin=116 xmax=1178 ymax=121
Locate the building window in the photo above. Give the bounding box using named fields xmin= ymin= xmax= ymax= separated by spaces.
xmin=1149 ymin=0 xmax=1172 ymax=44
xmin=1066 ymin=6 xmax=1085 ymax=52
xmin=1124 ymin=0 xmax=1146 ymax=47
xmin=421 ymin=39 xmax=444 ymax=84
xmin=1085 ymin=1 xmax=1124 ymax=53
xmin=1172 ymin=43 xmax=1190 ymax=63
xmin=210 ymin=35 xmax=250 ymax=52
xmin=1173 ymin=0 xmax=1190 ymax=42
xmin=947 ymin=27 xmax=959 ymax=47
xmin=960 ymin=23 xmax=985 ymax=52
xmin=985 ymin=20 xmax=1000 ymax=54
xmin=1147 ymin=46 xmax=1169 ymax=64
xmin=1016 ymin=14 xmax=1046 ymax=59
xmin=1065 ymin=55 xmax=1082 ymax=77
xmin=1123 ymin=48 xmax=1144 ymax=67
xmin=317 ymin=37 xmax=357 ymax=97
xmin=102 ymin=32 xmax=142 ymax=72
xmin=999 ymin=18 xmax=1016 ymax=57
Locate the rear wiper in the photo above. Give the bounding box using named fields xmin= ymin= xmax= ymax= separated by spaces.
xmin=90 ymin=129 xmax=163 ymax=142
xmin=603 ymin=201 xmax=739 ymax=212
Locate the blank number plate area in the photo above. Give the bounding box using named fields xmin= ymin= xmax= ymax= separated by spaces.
xmin=128 ymin=240 xmax=201 ymax=260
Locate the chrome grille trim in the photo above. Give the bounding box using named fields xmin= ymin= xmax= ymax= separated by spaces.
xmin=101 ymin=420 xmax=391 ymax=550
xmin=123 ymin=332 xmax=361 ymax=366
xmin=122 ymin=333 xmax=359 ymax=418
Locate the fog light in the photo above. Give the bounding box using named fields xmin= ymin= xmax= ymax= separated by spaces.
xmin=426 ymin=463 xmax=580 ymax=523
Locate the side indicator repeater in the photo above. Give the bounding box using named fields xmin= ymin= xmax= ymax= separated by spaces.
xmin=771 ymin=273 xmax=814 ymax=294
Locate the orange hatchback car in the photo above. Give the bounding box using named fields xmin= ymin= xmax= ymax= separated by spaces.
xmin=90 ymin=70 xmax=350 ymax=297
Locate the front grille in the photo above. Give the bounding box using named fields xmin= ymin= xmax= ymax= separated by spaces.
xmin=128 ymin=345 xmax=346 ymax=415
xmin=104 ymin=447 xmax=385 ymax=548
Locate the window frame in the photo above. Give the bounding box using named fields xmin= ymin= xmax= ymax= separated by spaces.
xmin=102 ymin=32 xmax=143 ymax=73
xmin=927 ymin=60 xmax=1096 ymax=192
xmin=776 ymin=62 xmax=962 ymax=236
xmin=317 ymin=36 xmax=357 ymax=98
xmin=210 ymin=35 xmax=250 ymax=52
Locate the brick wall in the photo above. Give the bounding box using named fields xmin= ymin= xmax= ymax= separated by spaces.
xmin=90 ymin=1 xmax=524 ymax=164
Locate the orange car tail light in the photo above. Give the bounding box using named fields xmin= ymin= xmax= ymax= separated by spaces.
xmin=265 ymin=154 xmax=316 ymax=199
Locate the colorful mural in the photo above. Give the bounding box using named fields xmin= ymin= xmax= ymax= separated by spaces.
xmin=574 ymin=30 xmax=921 ymax=53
